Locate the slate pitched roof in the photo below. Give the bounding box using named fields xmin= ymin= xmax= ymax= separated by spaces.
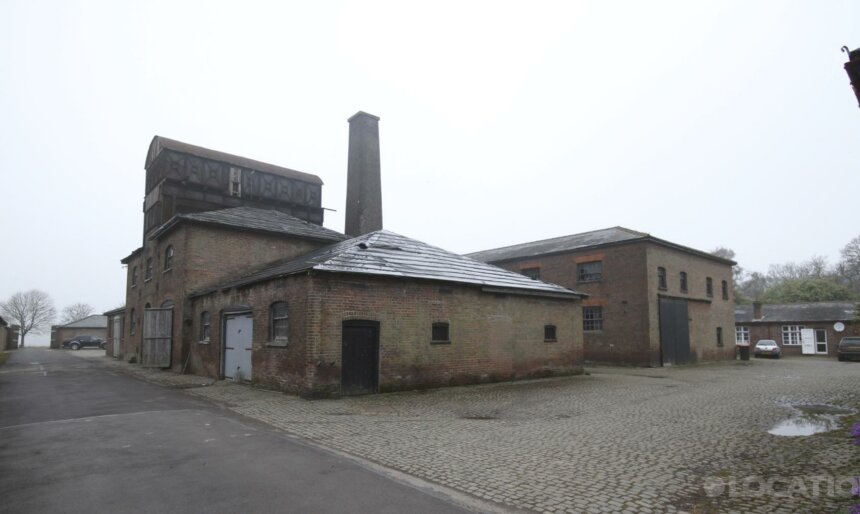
xmin=194 ymin=230 xmax=586 ymax=299
xmin=735 ymin=302 xmax=857 ymax=323
xmin=146 ymin=136 xmax=323 ymax=185
xmin=467 ymin=226 xmax=735 ymax=265
xmin=60 ymin=315 xmax=108 ymax=329
xmin=150 ymin=206 xmax=348 ymax=243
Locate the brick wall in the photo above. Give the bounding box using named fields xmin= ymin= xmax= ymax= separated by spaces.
xmin=490 ymin=241 xmax=735 ymax=366
xmin=121 ymin=224 xmax=333 ymax=368
xmin=738 ymin=321 xmax=860 ymax=357
xmin=188 ymin=272 xmax=583 ymax=396
xmin=493 ymin=244 xmax=651 ymax=366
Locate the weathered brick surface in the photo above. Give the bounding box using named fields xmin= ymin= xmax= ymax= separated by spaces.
xmin=646 ymin=245 xmax=735 ymax=364
xmin=492 ymin=241 xmax=735 ymax=366
xmin=187 ymin=272 xmax=583 ymax=396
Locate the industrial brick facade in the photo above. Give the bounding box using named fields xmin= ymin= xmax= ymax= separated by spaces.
xmin=186 ymin=273 xmax=582 ymax=397
xmin=121 ymin=224 xmax=334 ymax=368
xmin=472 ymin=229 xmax=735 ymax=366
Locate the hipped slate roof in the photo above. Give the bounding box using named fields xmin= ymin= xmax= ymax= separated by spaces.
xmin=467 ymin=226 xmax=736 ymax=265
xmin=735 ymin=302 xmax=857 ymax=323
xmin=146 ymin=136 xmax=323 ymax=185
xmin=60 ymin=315 xmax=108 ymax=329
xmin=194 ymin=230 xmax=586 ymax=300
xmin=149 ymin=206 xmax=348 ymax=243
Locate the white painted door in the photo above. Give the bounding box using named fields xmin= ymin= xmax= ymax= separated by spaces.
xmin=224 ymin=314 xmax=253 ymax=381
xmin=800 ymin=328 xmax=815 ymax=355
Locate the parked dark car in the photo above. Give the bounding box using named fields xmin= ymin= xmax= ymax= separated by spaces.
xmin=62 ymin=335 xmax=106 ymax=350
xmin=753 ymin=339 xmax=781 ymax=359
xmin=837 ymin=337 xmax=860 ymax=362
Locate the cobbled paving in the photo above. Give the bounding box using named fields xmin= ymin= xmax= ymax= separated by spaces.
xmin=75 ymin=352 xmax=860 ymax=513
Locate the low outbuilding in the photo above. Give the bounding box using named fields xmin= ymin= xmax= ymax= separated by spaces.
xmin=734 ymin=301 xmax=859 ymax=357
xmin=51 ymin=315 xmax=108 ymax=349
xmin=187 ymin=230 xmax=586 ymax=397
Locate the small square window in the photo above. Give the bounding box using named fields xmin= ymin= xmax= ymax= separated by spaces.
xmin=522 ymin=267 xmax=540 ymax=280
xmin=544 ymin=325 xmax=557 ymax=342
xmin=431 ymin=322 xmax=450 ymax=343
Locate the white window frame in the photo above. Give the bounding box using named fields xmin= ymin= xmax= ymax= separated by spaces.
xmin=735 ymin=326 xmax=749 ymax=344
xmin=781 ymin=325 xmax=805 ymax=346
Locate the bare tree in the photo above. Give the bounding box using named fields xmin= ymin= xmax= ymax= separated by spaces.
xmin=0 ymin=290 xmax=56 ymax=347
xmin=710 ymin=247 xmax=745 ymax=301
xmin=838 ymin=235 xmax=860 ymax=292
xmin=60 ymin=303 xmax=95 ymax=324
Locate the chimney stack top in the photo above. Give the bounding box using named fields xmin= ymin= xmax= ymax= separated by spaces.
xmin=348 ymin=111 xmax=380 ymax=123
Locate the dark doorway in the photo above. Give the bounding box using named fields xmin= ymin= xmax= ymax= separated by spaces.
xmin=341 ymin=321 xmax=379 ymax=395
xmin=659 ymin=298 xmax=690 ymax=365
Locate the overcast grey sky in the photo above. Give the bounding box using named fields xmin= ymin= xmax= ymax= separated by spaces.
xmin=2 ymin=1 xmax=859 ymax=344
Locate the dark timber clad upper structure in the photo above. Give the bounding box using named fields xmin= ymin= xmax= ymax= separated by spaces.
xmin=143 ymin=136 xmax=325 ymax=238
xmin=345 ymin=112 xmax=383 ymax=237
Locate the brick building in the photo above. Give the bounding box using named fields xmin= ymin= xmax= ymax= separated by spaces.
xmin=117 ymin=112 xmax=586 ymax=395
xmin=103 ymin=306 xmax=125 ymax=358
xmin=468 ymin=227 xmax=737 ymax=367
xmin=50 ymin=315 xmax=108 ymax=349
xmin=734 ymin=302 xmax=859 ymax=358
xmin=0 ymin=316 xmax=9 ymax=351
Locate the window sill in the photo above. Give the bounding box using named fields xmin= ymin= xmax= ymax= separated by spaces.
xmin=144 ymin=278 xmax=152 ymax=283
xmin=577 ymin=279 xmax=602 ymax=284
xmin=267 ymin=340 xmax=289 ymax=348
xmin=583 ymin=330 xmax=603 ymax=333
xmin=198 ymin=340 xmax=210 ymax=345
xmin=163 ymin=268 xmax=173 ymax=274
xmin=544 ymin=339 xmax=557 ymax=343
xmin=431 ymin=340 xmax=451 ymax=345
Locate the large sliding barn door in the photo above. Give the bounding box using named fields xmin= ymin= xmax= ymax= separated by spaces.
xmin=142 ymin=308 xmax=172 ymax=368
xmin=659 ymin=298 xmax=690 ymax=366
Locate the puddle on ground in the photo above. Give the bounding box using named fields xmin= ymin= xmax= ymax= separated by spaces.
xmin=768 ymin=404 xmax=854 ymax=436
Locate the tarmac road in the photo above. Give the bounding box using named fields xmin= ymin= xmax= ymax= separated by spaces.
xmin=0 ymin=348 xmax=472 ymax=514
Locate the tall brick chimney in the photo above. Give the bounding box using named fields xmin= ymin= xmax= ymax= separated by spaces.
xmin=345 ymin=111 xmax=382 ymax=237
xmin=753 ymin=301 xmax=763 ymax=320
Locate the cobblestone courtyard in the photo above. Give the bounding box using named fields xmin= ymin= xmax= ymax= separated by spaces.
xmin=75 ymin=353 xmax=860 ymax=513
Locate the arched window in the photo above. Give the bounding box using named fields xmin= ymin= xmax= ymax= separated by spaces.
xmin=270 ymin=302 xmax=289 ymax=342
xmin=129 ymin=308 xmax=136 ymax=335
xmin=161 ymin=299 xmax=174 ymax=308
xmin=679 ymin=271 xmax=688 ymax=293
xmin=657 ymin=267 xmax=667 ymax=290
xmin=200 ymin=311 xmax=211 ymax=342
xmin=164 ymin=245 xmax=174 ymax=271
xmin=131 ymin=267 xmax=138 ymax=287
xmin=145 ymin=258 xmax=153 ymax=281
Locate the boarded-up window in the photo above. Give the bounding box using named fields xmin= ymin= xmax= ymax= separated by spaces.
xmin=271 ymin=302 xmax=288 ymax=341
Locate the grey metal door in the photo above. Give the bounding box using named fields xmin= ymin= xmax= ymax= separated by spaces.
xmin=659 ymin=298 xmax=690 ymax=365
xmin=224 ymin=314 xmax=253 ymax=381
xmin=142 ymin=308 xmax=172 ymax=368
xmin=341 ymin=321 xmax=379 ymax=395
